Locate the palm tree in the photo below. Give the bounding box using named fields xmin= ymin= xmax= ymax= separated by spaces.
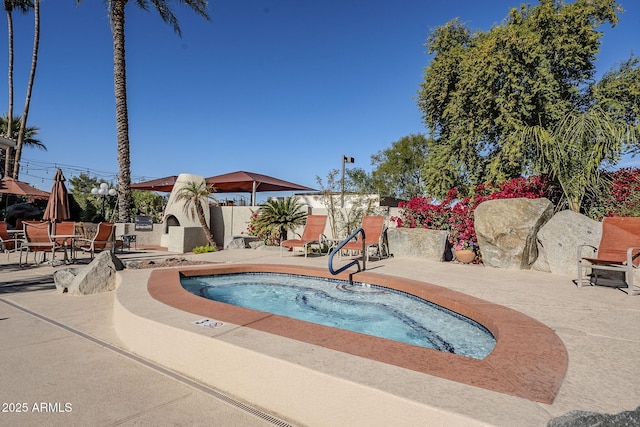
xmin=3 ymin=0 xmax=33 ymax=177
xmin=0 ymin=114 xmax=44 ymax=177
xmin=520 ymin=106 xmax=637 ymax=212
xmin=10 ymin=0 xmax=39 ymax=179
xmin=76 ymin=0 xmax=210 ymax=223
xmin=253 ymin=197 xmax=307 ymax=245
xmin=175 ymin=180 xmax=216 ymax=248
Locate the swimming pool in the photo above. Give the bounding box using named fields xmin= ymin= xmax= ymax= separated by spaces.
xmin=141 ymin=263 xmax=568 ymax=405
xmin=181 ymin=273 xmax=496 ymax=359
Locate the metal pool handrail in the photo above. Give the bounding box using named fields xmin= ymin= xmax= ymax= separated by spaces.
xmin=328 ymin=227 xmax=365 ymax=275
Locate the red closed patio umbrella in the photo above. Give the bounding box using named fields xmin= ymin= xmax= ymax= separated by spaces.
xmin=43 ymin=169 xmax=71 ymax=231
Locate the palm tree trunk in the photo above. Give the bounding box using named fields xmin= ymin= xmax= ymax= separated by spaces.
xmin=4 ymin=2 xmax=14 ymax=177
xmin=12 ymin=0 xmax=39 ymax=179
xmin=195 ymin=202 xmax=216 ymax=247
xmin=111 ymin=0 xmax=133 ymax=223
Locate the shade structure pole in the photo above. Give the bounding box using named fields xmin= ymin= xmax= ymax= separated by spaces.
xmin=251 ymin=181 xmax=257 ymax=206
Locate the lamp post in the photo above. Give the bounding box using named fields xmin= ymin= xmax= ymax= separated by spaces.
xmin=91 ymin=182 xmax=117 ymax=220
xmin=341 ymin=155 xmax=355 ymax=208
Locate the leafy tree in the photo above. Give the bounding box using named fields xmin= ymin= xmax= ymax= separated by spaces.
xmin=0 ymin=114 xmax=43 ymax=176
xmin=370 ymin=133 xmax=430 ymax=199
xmin=251 ymin=197 xmax=306 ymax=245
xmin=518 ymin=55 xmax=639 ymax=213
xmin=11 ymin=0 xmax=40 ymax=179
xmin=416 ymin=0 xmax=622 ymax=198
xmin=175 ymin=180 xmax=216 ymax=248
xmin=76 ymin=0 xmax=210 ymax=223
xmin=68 ymin=173 xmax=111 ymax=221
xmin=3 ymin=0 xmax=33 ymax=177
xmin=345 ymin=167 xmax=375 ymax=195
xmin=316 ymin=170 xmax=379 ymax=239
xmin=591 ymin=55 xmax=640 ymax=140
xmin=132 ymin=190 xmax=165 ymax=223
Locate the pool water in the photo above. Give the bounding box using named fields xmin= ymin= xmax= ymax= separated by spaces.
xmin=181 ymin=273 xmax=496 ymax=359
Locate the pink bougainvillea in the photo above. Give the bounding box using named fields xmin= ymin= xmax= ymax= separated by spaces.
xmin=586 ymin=168 xmax=640 ymax=219
xmin=392 ymin=176 xmax=551 ymax=261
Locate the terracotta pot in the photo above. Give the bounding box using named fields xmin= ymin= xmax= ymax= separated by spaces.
xmin=454 ymin=249 xmax=475 ymax=264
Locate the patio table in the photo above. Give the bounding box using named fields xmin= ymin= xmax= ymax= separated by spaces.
xmin=120 ymin=234 xmax=137 ymax=252
xmin=51 ymin=234 xmax=81 ymax=263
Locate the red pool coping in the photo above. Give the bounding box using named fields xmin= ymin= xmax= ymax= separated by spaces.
xmin=147 ymin=264 xmax=568 ymax=404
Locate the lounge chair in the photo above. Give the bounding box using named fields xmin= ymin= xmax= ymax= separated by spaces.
xmin=19 ymin=222 xmax=63 ymax=267
xmin=577 ymin=216 xmax=640 ymax=296
xmin=76 ymin=222 xmax=116 ymax=259
xmin=280 ymin=215 xmax=327 ymax=257
xmin=341 ymin=215 xmax=388 ymax=262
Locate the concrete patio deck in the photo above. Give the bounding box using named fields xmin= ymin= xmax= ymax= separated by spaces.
xmin=1 ymin=247 xmax=638 ymax=426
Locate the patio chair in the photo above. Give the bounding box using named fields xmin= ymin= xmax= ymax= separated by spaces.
xmin=577 ymin=216 xmax=640 ymax=296
xmin=19 ymin=222 xmax=63 ymax=267
xmin=0 ymin=221 xmax=24 ymax=259
xmin=51 ymin=221 xmax=76 ymax=239
xmin=341 ymin=215 xmax=388 ymax=262
xmin=51 ymin=221 xmax=78 ymax=260
xmin=76 ymin=222 xmax=116 ymax=259
xmin=280 ymin=215 xmax=328 ymax=257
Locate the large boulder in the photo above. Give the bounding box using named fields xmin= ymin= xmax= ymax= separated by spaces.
xmin=547 ymin=406 xmax=640 ymax=427
xmin=53 ymin=251 xmax=124 ymax=295
xmin=387 ymin=228 xmax=449 ymax=261
xmin=532 ymin=210 xmax=602 ymax=275
xmin=475 ymin=198 xmax=553 ymax=269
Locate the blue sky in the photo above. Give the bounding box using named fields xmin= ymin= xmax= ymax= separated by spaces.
xmin=3 ymin=0 xmax=638 ymax=201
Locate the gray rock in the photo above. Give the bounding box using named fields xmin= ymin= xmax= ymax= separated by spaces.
xmin=387 ymin=228 xmax=449 ymax=261
xmin=249 ymin=241 xmax=266 ymax=249
xmin=53 ymin=268 xmax=81 ymax=293
xmin=54 ymin=251 xmax=124 ymax=295
xmin=224 ymin=236 xmax=259 ymax=249
xmin=533 ymin=210 xmax=602 ymax=275
xmin=547 ymin=406 xmax=640 ymax=427
xmin=475 ymin=198 xmax=553 ymax=269
xmin=254 ymin=244 xmax=281 ymax=252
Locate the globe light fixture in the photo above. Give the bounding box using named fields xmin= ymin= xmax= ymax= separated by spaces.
xmin=91 ymin=182 xmax=117 ymax=219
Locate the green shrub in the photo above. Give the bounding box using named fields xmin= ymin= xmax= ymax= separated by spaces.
xmin=192 ymin=244 xmax=216 ymax=254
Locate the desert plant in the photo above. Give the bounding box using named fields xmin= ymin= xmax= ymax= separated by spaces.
xmin=316 ymin=169 xmax=380 ymax=239
xmin=251 ymin=197 xmax=306 ymax=245
xmin=192 ymin=244 xmax=215 ymax=254
xmin=518 ymin=107 xmax=636 ymax=212
xmin=175 ymin=180 xmax=216 ymax=248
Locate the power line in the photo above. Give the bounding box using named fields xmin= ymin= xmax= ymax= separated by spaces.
xmin=19 ymin=157 xmax=152 ymax=185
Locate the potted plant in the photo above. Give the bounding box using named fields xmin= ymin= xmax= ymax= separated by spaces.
xmin=453 ymin=239 xmax=477 ymax=264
